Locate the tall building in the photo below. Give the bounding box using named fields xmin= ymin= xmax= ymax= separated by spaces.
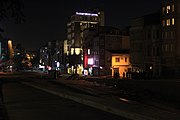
xmin=130 ymin=12 xmax=161 ymax=78
xmin=54 ymin=40 xmax=64 ymax=72
xmin=39 ymin=46 xmax=49 ymax=71
xmin=161 ymin=0 xmax=180 ymax=77
xmin=66 ymin=9 xmax=104 ymax=74
xmin=47 ymin=41 xmax=56 ymax=70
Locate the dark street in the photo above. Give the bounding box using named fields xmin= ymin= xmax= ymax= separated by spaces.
xmin=1 ymin=0 xmax=180 ymax=120
xmin=0 ymin=72 xmax=129 ymax=120
xmin=1 ymin=72 xmax=180 ymax=120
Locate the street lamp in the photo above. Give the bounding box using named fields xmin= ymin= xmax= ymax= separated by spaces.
xmin=8 ymin=39 xmax=14 ymax=59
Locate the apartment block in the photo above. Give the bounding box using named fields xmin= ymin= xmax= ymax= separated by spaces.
xmin=161 ymin=0 xmax=180 ymax=77
xmin=130 ymin=12 xmax=161 ymax=78
xmin=66 ymin=9 xmax=104 ymax=74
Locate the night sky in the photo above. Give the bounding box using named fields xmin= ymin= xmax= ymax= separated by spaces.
xmin=2 ymin=0 xmax=161 ymax=51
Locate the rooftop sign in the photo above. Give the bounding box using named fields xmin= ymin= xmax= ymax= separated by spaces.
xmin=76 ymin=12 xmax=98 ymax=16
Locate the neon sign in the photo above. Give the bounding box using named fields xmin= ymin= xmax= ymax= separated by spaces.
xmin=76 ymin=12 xmax=98 ymax=16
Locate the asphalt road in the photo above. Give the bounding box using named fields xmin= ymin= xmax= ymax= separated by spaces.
xmin=2 ymin=80 xmax=130 ymax=120
xmin=1 ymin=71 xmax=180 ymax=120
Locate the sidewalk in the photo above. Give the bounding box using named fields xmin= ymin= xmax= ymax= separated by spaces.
xmin=0 ymin=103 xmax=8 ymax=120
xmin=21 ymin=78 xmax=180 ymax=120
xmin=0 ymin=104 xmax=3 ymax=120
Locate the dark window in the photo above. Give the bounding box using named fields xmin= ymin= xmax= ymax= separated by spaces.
xmin=115 ymin=58 xmax=120 ymax=62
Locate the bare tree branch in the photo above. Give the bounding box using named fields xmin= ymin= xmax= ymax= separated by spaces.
xmin=0 ymin=0 xmax=25 ymax=23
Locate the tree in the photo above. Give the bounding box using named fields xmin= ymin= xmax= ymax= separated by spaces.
xmin=13 ymin=53 xmax=23 ymax=70
xmin=0 ymin=0 xmax=25 ymax=24
xmin=0 ymin=0 xmax=25 ymax=71
xmin=30 ymin=55 xmax=39 ymax=68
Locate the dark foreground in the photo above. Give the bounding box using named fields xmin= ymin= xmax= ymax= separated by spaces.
xmin=1 ymin=72 xmax=180 ymax=120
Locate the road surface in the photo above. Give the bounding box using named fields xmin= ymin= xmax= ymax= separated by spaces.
xmin=2 ymin=77 xmax=129 ymax=120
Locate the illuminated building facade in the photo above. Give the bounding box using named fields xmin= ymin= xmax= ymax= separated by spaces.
xmin=47 ymin=41 xmax=56 ymax=70
xmin=110 ymin=50 xmax=131 ymax=78
xmin=39 ymin=40 xmax=64 ymax=72
xmin=39 ymin=46 xmax=49 ymax=71
xmin=161 ymin=0 xmax=180 ymax=77
xmin=66 ymin=9 xmax=104 ymax=74
xmin=130 ymin=12 xmax=161 ymax=78
xmin=83 ymin=26 xmax=130 ymax=76
xmin=55 ymin=40 xmax=64 ymax=72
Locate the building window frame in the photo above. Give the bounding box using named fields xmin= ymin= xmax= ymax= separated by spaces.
xmin=172 ymin=18 xmax=175 ymax=25
xmin=166 ymin=5 xmax=171 ymax=14
xmin=125 ymin=57 xmax=127 ymax=62
xmin=166 ymin=19 xmax=171 ymax=26
xmin=172 ymin=4 xmax=174 ymax=12
xmin=162 ymin=20 xmax=165 ymax=27
xmin=162 ymin=7 xmax=165 ymax=14
xmin=115 ymin=58 xmax=120 ymax=62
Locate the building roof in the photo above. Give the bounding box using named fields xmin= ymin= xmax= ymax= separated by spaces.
xmin=131 ymin=12 xmax=160 ymax=27
xmin=83 ymin=26 xmax=129 ymax=36
xmin=143 ymin=12 xmax=160 ymax=25
xmin=107 ymin=49 xmax=130 ymax=54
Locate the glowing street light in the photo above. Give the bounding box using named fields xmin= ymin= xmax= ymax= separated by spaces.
xmin=8 ymin=39 xmax=14 ymax=59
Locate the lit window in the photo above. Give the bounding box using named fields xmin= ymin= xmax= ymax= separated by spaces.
xmin=166 ymin=5 xmax=171 ymax=13
xmin=115 ymin=58 xmax=120 ymax=62
xmin=71 ymin=48 xmax=74 ymax=55
xmin=87 ymin=49 xmax=90 ymax=55
xmin=172 ymin=18 xmax=175 ymax=25
xmin=166 ymin=19 xmax=170 ymax=26
xmin=75 ymin=48 xmax=81 ymax=55
xmin=172 ymin=5 xmax=174 ymax=12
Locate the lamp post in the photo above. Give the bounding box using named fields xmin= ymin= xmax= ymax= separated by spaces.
xmin=8 ymin=39 xmax=14 ymax=59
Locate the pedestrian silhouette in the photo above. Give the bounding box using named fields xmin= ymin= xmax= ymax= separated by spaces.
xmin=0 ymin=80 xmax=3 ymax=103
xmin=123 ymin=72 xmax=125 ymax=78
